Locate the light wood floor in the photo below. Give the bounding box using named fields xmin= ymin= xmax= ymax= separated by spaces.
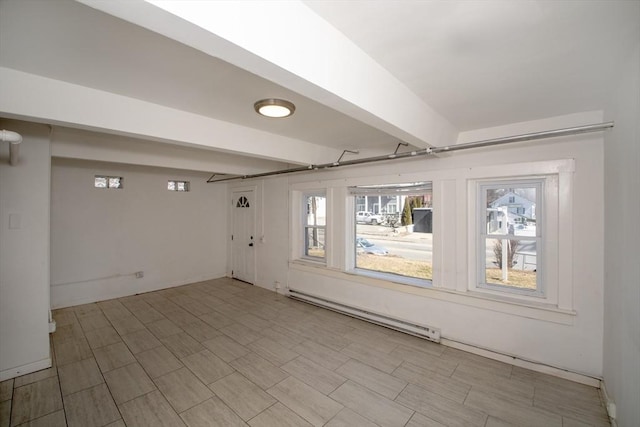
xmin=1 ymin=278 xmax=610 ymax=426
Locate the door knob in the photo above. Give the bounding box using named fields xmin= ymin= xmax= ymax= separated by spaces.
xmin=249 ymin=243 xmax=254 ymax=247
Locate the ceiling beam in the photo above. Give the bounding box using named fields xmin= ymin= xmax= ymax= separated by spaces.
xmin=0 ymin=67 xmax=341 ymax=166
xmin=77 ymin=0 xmax=458 ymax=148
xmin=51 ymin=127 xmax=289 ymax=175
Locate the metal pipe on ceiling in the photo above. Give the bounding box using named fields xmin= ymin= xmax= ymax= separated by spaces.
xmin=1 ymin=130 xmax=23 ymax=166
xmin=207 ymin=121 xmax=614 ymax=183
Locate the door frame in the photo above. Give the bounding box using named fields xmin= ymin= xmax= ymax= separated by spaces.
xmin=229 ymin=185 xmax=258 ymax=285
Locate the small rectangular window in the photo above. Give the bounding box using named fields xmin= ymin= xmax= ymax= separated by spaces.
xmin=478 ymin=179 xmax=542 ymax=296
xmin=95 ymin=176 xmax=123 ymax=189
xmin=303 ymin=194 xmax=326 ymax=260
xmin=168 ymin=180 xmax=190 ymax=192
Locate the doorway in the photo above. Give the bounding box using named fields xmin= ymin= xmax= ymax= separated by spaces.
xmin=231 ymin=189 xmax=256 ymax=284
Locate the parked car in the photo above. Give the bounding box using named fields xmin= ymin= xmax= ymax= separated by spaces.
xmin=356 ymin=237 xmax=389 ymax=255
xmin=356 ymin=211 xmax=384 ymax=225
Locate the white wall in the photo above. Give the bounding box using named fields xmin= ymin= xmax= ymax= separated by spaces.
xmin=51 ymin=158 xmax=227 ymax=308
xmin=603 ymin=41 xmax=640 ymax=426
xmin=247 ymin=111 xmax=606 ymax=378
xmin=256 ymin=177 xmax=290 ymax=290
xmin=0 ymin=119 xmax=51 ymax=380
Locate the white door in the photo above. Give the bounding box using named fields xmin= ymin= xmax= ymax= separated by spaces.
xmin=231 ymin=190 xmax=255 ymax=284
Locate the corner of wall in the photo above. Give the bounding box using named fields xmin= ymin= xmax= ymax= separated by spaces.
xmin=600 ymin=379 xmax=621 ymax=427
xmin=0 ymin=119 xmax=52 ymax=380
xmin=602 ymin=37 xmax=640 ymax=427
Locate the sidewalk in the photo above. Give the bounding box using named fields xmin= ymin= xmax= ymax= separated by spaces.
xmin=358 ymin=225 xmax=432 ymax=242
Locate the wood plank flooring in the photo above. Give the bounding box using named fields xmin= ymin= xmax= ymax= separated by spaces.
xmin=0 ymin=278 xmax=610 ymax=426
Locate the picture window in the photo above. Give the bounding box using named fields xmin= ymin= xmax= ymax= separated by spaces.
xmin=350 ymin=182 xmax=433 ymax=284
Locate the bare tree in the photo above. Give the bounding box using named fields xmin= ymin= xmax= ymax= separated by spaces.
xmin=493 ymin=239 xmax=519 ymax=269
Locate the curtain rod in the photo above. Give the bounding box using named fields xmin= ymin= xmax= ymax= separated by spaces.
xmin=207 ymin=121 xmax=613 ymax=183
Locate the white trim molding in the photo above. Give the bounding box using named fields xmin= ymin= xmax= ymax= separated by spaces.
xmin=0 ymin=357 xmax=52 ymax=382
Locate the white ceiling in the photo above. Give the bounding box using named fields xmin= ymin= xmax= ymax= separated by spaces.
xmin=1 ymin=0 xmax=638 ymax=173
xmin=0 ymin=0 xmax=399 ymax=151
xmin=304 ymin=0 xmax=640 ymax=131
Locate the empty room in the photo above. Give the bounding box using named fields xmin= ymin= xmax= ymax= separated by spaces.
xmin=0 ymin=1 xmax=638 ymax=426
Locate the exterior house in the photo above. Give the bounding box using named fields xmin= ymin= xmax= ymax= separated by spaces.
xmin=355 ymin=195 xmax=403 ymax=214
xmin=488 ymin=192 xmax=536 ymax=233
xmin=490 ymin=192 xmax=536 ymax=222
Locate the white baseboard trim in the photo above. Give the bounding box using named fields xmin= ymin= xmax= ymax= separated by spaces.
xmin=0 ymin=357 xmax=52 ymax=382
xmin=51 ymin=273 xmax=226 ymax=309
xmin=599 ymin=380 xmax=617 ymax=426
xmin=441 ymin=338 xmax=601 ymax=388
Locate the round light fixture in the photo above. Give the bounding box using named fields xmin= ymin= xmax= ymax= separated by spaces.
xmin=254 ymin=98 xmax=295 ymax=118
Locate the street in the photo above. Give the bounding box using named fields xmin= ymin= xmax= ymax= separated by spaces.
xmin=364 ymin=237 xmax=432 ymax=261
xmin=357 ymin=224 xmax=537 ymax=271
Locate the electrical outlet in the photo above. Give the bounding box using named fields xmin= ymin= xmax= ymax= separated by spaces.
xmin=135 ymin=271 xmax=144 ymax=279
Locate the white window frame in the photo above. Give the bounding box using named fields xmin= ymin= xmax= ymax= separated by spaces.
xmin=349 ymin=182 xmax=434 ymax=288
xmin=476 ymin=179 xmax=544 ymax=298
xmin=301 ymin=191 xmax=328 ymax=264
xmin=289 ymin=191 xmax=333 ymax=267
xmin=386 ymin=200 xmax=398 ymax=213
xmin=468 ymin=168 xmax=567 ymax=308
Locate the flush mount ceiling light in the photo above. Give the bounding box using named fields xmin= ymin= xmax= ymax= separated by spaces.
xmin=254 ymin=98 xmax=295 ymax=118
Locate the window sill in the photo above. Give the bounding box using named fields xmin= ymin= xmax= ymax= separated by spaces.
xmin=295 ymin=257 xmax=326 ymax=267
xmin=352 ymin=268 xmax=432 ymax=289
xmin=288 ymin=261 xmax=576 ymax=325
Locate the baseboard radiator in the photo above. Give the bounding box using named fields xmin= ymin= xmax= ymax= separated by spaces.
xmin=288 ymin=289 xmax=441 ymax=343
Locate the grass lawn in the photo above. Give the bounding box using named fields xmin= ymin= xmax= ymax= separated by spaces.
xmin=357 ymin=254 xmax=432 ymax=280
xmin=321 ymin=252 xmax=535 ymax=289
xmin=485 ymin=268 xmax=537 ymax=289
xmin=308 ymin=248 xmax=325 ymax=258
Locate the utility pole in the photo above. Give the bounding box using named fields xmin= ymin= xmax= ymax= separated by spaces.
xmin=501 ymin=206 xmax=509 ymax=282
